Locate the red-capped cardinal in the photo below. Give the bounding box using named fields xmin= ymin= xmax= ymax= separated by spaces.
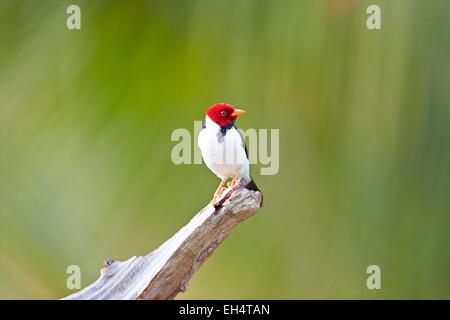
xmin=198 ymin=103 xmax=262 ymax=205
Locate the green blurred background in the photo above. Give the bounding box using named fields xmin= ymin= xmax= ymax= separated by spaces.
xmin=0 ymin=0 xmax=449 ymax=299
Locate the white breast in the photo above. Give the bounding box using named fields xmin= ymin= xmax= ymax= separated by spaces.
xmin=198 ymin=116 xmax=250 ymax=181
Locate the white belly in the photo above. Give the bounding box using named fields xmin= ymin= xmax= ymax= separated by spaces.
xmin=198 ymin=127 xmax=250 ymax=181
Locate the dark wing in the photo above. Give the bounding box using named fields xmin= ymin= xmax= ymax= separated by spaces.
xmin=234 ymin=125 xmax=248 ymax=157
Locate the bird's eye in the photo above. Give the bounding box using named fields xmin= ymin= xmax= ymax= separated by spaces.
xmin=221 ymin=110 xmax=227 ymax=116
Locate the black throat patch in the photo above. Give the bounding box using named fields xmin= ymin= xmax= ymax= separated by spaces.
xmin=220 ymin=119 xmax=236 ymax=136
xmin=217 ymin=119 xmax=236 ymax=143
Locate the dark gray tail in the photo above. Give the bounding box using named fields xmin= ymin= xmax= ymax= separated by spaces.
xmin=245 ymin=179 xmax=263 ymax=206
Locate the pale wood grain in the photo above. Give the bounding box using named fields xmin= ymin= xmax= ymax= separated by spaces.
xmin=62 ymin=187 xmax=262 ymax=300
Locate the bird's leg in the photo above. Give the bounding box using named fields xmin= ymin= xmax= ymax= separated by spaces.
xmin=213 ymin=176 xmax=242 ymax=209
xmin=227 ymin=173 xmax=239 ymax=187
xmin=230 ymin=173 xmax=238 ymax=187
xmin=211 ymin=178 xmax=227 ymax=205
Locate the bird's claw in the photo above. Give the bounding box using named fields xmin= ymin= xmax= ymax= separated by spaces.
xmin=227 ymin=177 xmax=239 ymax=188
xmin=212 ymin=181 xmax=243 ymax=209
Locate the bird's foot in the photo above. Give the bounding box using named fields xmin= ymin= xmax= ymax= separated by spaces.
xmin=227 ymin=176 xmax=239 ymax=187
xmin=210 ymin=195 xmax=218 ymax=205
xmin=212 ymin=181 xmax=243 ymax=209
xmin=211 ymin=179 xmax=227 ymax=205
xmin=210 ymin=191 xmax=223 ymax=205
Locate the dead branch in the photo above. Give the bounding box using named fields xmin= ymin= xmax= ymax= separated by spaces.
xmin=62 ymin=187 xmax=262 ymax=300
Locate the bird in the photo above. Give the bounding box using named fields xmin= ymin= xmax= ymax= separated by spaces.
xmin=198 ymin=103 xmax=262 ymax=205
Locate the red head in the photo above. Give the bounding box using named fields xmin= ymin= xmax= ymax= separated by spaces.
xmin=206 ymin=103 xmax=246 ymax=127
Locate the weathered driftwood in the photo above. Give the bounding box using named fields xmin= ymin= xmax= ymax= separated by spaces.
xmin=62 ymin=186 xmax=262 ymax=300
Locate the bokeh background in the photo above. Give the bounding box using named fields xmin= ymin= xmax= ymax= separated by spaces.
xmin=0 ymin=0 xmax=449 ymax=299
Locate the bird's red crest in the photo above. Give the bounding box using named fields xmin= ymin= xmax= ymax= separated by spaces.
xmin=206 ymin=103 xmax=239 ymax=127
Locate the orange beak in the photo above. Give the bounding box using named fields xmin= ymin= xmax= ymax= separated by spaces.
xmin=231 ymin=108 xmax=246 ymax=117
